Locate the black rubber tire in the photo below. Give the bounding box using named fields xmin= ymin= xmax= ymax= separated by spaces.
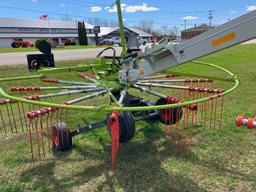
xmin=52 ymin=122 xmax=72 ymax=151
xmin=31 ymin=60 xmax=41 ymax=70
xmin=107 ymin=112 xmax=135 ymax=143
xmin=156 ymin=98 xmax=183 ymax=125
xmin=11 ymin=42 xmax=18 ymax=48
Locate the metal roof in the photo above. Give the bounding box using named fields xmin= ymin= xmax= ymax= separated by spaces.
xmin=99 ymin=27 xmax=152 ymax=37
xmin=99 ymin=27 xmax=119 ymax=36
xmin=129 ymin=28 xmax=152 ymax=37
xmin=0 ymin=18 xmax=93 ymax=29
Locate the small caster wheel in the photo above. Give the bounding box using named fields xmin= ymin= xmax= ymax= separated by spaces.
xmin=52 ymin=122 xmax=72 ymax=151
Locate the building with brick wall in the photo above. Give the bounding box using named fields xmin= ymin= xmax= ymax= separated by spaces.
xmin=181 ymin=24 xmax=214 ymax=40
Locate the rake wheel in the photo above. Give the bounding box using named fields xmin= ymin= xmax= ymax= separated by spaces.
xmin=107 ymin=112 xmax=135 ymax=143
xmin=52 ymin=122 xmax=72 ymax=152
xmin=156 ymin=98 xmax=183 ymax=125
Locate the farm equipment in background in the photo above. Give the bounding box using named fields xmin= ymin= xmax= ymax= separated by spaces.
xmin=64 ymin=39 xmax=76 ymax=46
xmin=27 ymin=40 xmax=55 ymax=71
xmin=1 ymin=0 xmax=256 ymax=170
xmin=11 ymin=40 xmax=33 ymax=48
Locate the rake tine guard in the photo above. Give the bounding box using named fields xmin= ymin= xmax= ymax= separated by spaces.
xmin=236 ymin=115 xmax=256 ymax=129
xmin=27 ymin=107 xmax=59 ymax=119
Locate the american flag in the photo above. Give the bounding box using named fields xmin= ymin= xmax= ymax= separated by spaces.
xmin=39 ymin=15 xmax=48 ymax=21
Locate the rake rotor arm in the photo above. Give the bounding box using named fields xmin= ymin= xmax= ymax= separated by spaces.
xmin=137 ymin=10 xmax=256 ymax=78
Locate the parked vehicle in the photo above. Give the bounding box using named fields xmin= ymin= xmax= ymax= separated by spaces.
xmin=137 ymin=37 xmax=148 ymax=46
xmin=11 ymin=40 xmax=33 ymax=48
xmin=110 ymin=37 xmax=122 ymax=46
xmin=64 ymin=40 xmax=76 ymax=46
xmin=99 ymin=39 xmax=114 ymax=46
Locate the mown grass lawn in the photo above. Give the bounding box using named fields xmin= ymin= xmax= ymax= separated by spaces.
xmin=0 ymin=45 xmax=107 ymax=53
xmin=0 ymin=44 xmax=256 ymax=192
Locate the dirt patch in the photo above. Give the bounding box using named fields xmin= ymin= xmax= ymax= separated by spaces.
xmin=0 ymin=134 xmax=25 ymax=150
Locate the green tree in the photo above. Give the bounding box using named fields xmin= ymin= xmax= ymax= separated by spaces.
xmin=78 ymin=21 xmax=88 ymax=45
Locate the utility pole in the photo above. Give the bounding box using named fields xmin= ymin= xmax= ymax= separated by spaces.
xmin=184 ymin=19 xmax=187 ymax=31
xmin=208 ymin=10 xmax=214 ymax=29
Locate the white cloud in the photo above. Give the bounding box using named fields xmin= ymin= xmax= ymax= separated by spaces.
xmin=182 ymin=16 xmax=198 ymax=20
xmin=229 ymin=9 xmax=237 ymax=14
xmin=105 ymin=3 xmax=127 ymax=13
xmin=125 ymin=3 xmax=159 ymax=13
xmin=60 ymin=3 xmax=66 ymax=7
xmin=105 ymin=3 xmax=159 ymax=13
xmin=246 ymin=5 xmax=256 ymax=11
xmin=90 ymin=6 xmax=102 ymax=12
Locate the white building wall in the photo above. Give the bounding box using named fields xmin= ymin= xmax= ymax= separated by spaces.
xmin=88 ymin=37 xmax=95 ymax=45
xmin=0 ymin=38 xmax=13 ymax=48
xmin=22 ymin=38 xmax=38 ymax=43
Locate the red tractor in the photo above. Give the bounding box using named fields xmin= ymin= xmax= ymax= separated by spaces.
xmin=11 ymin=40 xmax=33 ymax=48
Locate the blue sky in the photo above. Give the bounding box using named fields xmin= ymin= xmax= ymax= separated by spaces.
xmin=0 ymin=0 xmax=255 ymax=29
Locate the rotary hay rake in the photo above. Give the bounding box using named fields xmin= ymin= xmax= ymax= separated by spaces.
xmin=0 ymin=61 xmax=237 ymax=169
xmin=1 ymin=1 xmax=256 ymax=169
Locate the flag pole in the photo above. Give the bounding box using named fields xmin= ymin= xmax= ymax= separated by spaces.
xmin=47 ymin=15 xmax=53 ymax=46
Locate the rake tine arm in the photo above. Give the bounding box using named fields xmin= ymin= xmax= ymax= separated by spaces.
xmin=136 ymin=82 xmax=224 ymax=94
xmin=133 ymin=84 xmax=166 ymax=98
xmin=65 ymin=89 xmax=113 ymax=105
xmin=137 ymin=79 xmax=213 ymax=84
xmin=42 ymin=78 xmax=95 ymax=86
xmin=11 ymin=86 xmax=98 ymax=92
xmin=140 ymin=74 xmax=176 ymax=80
xmin=24 ymin=88 xmax=105 ymax=100
xmin=79 ymin=73 xmax=98 ymax=83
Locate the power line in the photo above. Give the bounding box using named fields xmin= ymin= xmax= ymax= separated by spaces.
xmin=58 ymin=0 xmax=111 ymax=7
xmin=0 ymin=4 xmax=195 ymax=26
xmin=208 ymin=10 xmax=214 ymax=28
xmin=0 ymin=5 xmax=114 ymax=21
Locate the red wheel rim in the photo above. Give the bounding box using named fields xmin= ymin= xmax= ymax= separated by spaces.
xmin=160 ymin=110 xmax=169 ymax=122
xmin=53 ymin=132 xmax=59 ymax=145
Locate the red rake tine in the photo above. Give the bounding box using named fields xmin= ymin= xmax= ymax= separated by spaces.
xmin=65 ymin=110 xmax=69 ymax=147
xmin=200 ymin=95 xmax=205 ymax=127
xmin=204 ymin=93 xmax=209 ymax=128
xmin=170 ymin=107 xmax=175 ymax=140
xmin=182 ymin=108 xmax=187 ymax=148
xmin=5 ymin=103 xmax=14 ymax=134
xmin=190 ymin=110 xmax=195 ymax=149
xmin=186 ymin=110 xmax=191 ymax=149
xmin=219 ymin=96 xmax=225 ymax=129
xmin=9 ymin=103 xmax=18 ymax=133
xmin=0 ymin=108 xmax=7 ymax=134
xmin=59 ymin=109 xmax=65 ymax=151
xmin=21 ymin=103 xmax=28 ymax=132
xmin=35 ymin=118 xmax=41 ymax=159
xmin=210 ymin=95 xmax=215 ymax=129
xmin=28 ymin=119 xmax=34 ymax=160
xmin=46 ymin=113 xmax=51 ymax=153
xmin=176 ymin=106 xmax=183 ymax=146
xmin=213 ymin=97 xmax=218 ymax=129
xmin=17 ymin=103 xmax=24 ymax=132
xmin=40 ymin=115 xmax=46 ymax=157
